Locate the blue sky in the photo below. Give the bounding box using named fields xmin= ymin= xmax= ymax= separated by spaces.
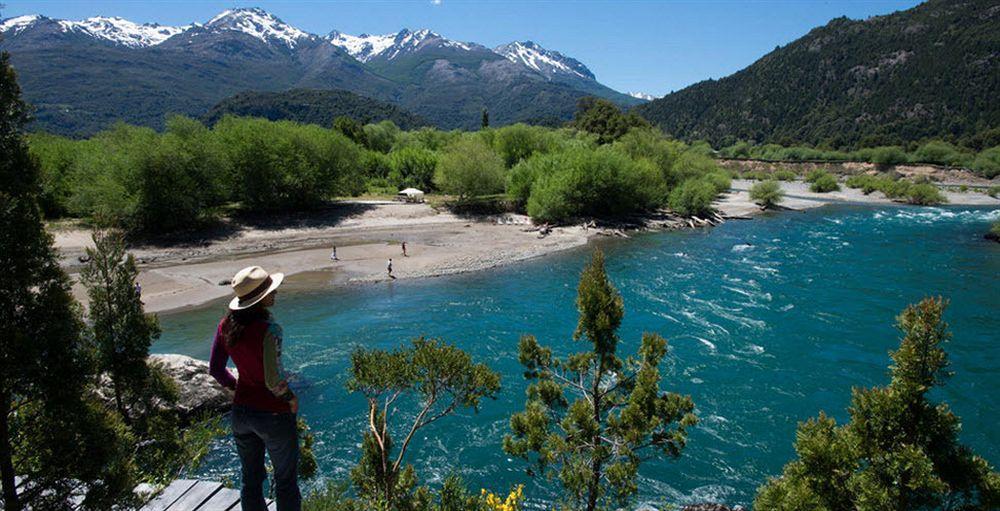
xmin=2 ymin=0 xmax=922 ymax=96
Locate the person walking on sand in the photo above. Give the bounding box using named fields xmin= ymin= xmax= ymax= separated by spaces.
xmin=387 ymin=258 xmax=395 ymax=279
xmin=401 ymin=241 xmax=407 ymax=257
xmin=330 ymin=245 xmax=338 ymax=261
xmin=209 ymin=266 xmax=301 ymax=511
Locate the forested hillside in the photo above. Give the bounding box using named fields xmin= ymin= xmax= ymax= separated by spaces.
xmin=204 ymin=89 xmax=428 ymax=129
xmin=635 ymin=0 xmax=1000 ymax=148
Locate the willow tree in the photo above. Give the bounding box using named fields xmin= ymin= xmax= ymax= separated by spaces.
xmin=346 ymin=337 xmax=501 ymax=509
xmin=0 ymin=49 xmax=134 ymax=510
xmin=755 ymin=298 xmax=1000 ymax=510
xmin=504 ymin=250 xmax=697 ymax=511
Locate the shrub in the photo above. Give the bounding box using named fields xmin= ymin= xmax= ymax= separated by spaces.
xmin=810 ymin=173 xmax=840 ymax=193
xmin=987 ymin=186 xmax=1000 ymax=198
xmin=805 ymin=169 xmax=829 ymax=183
xmin=703 ymin=171 xmax=732 ymax=194
xmin=362 ymin=120 xmax=400 ymax=153
xmin=749 ymin=180 xmax=784 ymax=209
xmin=525 ymin=146 xmax=661 ymax=222
xmin=668 ymin=178 xmax=717 ymax=217
xmin=913 ymin=140 xmax=968 ymax=166
xmin=905 ymin=183 xmax=946 ymax=205
xmin=388 ymin=146 xmax=438 ymax=190
xmin=27 ymin=133 xmax=80 ymax=218
xmin=774 ymin=169 xmax=797 ymax=181
xmin=868 ymin=146 xmax=909 ymax=167
xmin=971 ymin=146 xmax=1000 ymax=179
xmin=434 ymin=137 xmax=506 ymax=199
xmin=493 ymin=123 xmax=556 ymax=168
xmin=359 ymin=150 xmax=391 ymax=179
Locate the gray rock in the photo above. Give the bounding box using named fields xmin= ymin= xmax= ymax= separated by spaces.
xmin=149 ymin=354 xmax=235 ymax=416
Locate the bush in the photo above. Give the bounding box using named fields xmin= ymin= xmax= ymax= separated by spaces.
xmin=913 ymin=140 xmax=969 ymax=167
xmin=703 ymin=171 xmax=732 ymax=194
xmin=971 ymin=146 xmax=1000 ymax=179
xmin=987 ymin=186 xmax=1000 ymax=198
xmin=774 ymin=169 xmax=797 ymax=181
xmin=810 ymin=173 xmax=840 ymax=193
xmin=388 ymin=146 xmax=438 ymax=190
xmin=668 ymin=178 xmax=717 ymax=217
xmin=362 ymin=120 xmax=400 ymax=153
xmin=905 ymin=183 xmax=946 ymax=205
xmin=27 ymin=133 xmax=80 ymax=218
xmin=867 ymin=146 xmax=909 ymax=167
xmin=525 ymin=146 xmax=660 ymax=222
xmin=749 ymin=180 xmax=784 ymax=209
xmin=493 ymin=124 xmax=556 ymax=168
xmin=434 ymin=137 xmax=506 ymax=199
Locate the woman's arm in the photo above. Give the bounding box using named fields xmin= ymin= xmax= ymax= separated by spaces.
xmin=263 ymin=323 xmax=294 ymax=401
xmin=209 ymin=324 xmax=237 ymax=390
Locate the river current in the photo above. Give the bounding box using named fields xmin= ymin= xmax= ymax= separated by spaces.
xmin=156 ymin=204 xmax=1000 ymax=508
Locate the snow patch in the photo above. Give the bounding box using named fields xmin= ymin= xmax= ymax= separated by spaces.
xmin=627 ymin=91 xmax=656 ymax=101
xmin=494 ymin=41 xmax=593 ymax=80
xmin=206 ymin=7 xmax=312 ymax=48
xmin=328 ymin=28 xmax=469 ymax=62
xmin=70 ymin=16 xmax=187 ymax=47
xmin=0 ymin=14 xmax=42 ymax=35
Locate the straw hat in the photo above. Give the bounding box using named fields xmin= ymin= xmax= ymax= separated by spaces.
xmin=229 ymin=266 xmax=284 ymax=311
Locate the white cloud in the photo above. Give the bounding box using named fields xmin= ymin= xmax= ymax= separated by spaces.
xmin=430 ymin=0 xmax=442 ymax=5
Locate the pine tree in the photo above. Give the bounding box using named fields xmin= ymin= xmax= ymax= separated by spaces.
xmin=755 ymin=297 xmax=1000 ymax=510
xmin=481 ymin=108 xmax=489 ymax=129
xmin=346 ymin=337 xmax=501 ymax=508
xmin=0 ymin=50 xmax=135 ymax=510
xmin=504 ymin=249 xmax=697 ymax=511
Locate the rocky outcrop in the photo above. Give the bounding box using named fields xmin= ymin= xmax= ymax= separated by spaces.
xmin=149 ymin=354 xmax=235 ymax=417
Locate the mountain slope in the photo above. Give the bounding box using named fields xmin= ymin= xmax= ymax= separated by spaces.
xmin=635 ymin=0 xmax=1000 ymax=148
xmin=204 ymin=88 xmax=428 ymax=129
xmin=0 ymin=7 xmax=637 ymax=134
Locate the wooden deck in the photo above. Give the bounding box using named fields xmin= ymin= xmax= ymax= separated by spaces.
xmin=140 ymin=479 xmax=276 ymax=511
xmin=8 ymin=477 xmax=273 ymax=511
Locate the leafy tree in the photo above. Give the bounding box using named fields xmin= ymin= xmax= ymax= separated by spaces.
xmin=972 ymin=146 xmax=1000 ymax=179
xmin=668 ymin=178 xmax=717 ymax=217
xmin=389 ymin=146 xmax=439 ymax=191
xmin=434 ymin=137 xmax=506 ymax=200
xmin=334 ymin=116 xmax=368 ymax=147
xmin=493 ymin=124 xmax=556 ymax=168
xmin=504 ymin=250 xmax=697 ymax=511
xmin=346 ymin=337 xmax=501 ymax=508
xmin=571 ymin=97 xmax=650 ymax=144
xmin=0 ymin=49 xmax=135 ymax=511
xmin=750 ymin=180 xmax=784 ymax=209
xmin=755 ymin=298 xmax=1000 ymax=511
xmin=365 ymin=120 xmax=402 ymax=153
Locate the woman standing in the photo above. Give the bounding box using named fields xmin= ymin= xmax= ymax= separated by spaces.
xmin=209 ymin=266 xmax=300 ymax=511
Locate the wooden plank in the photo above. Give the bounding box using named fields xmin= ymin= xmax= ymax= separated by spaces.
xmin=197 ymin=488 xmax=240 ymax=511
xmin=167 ymin=481 xmax=222 ymax=511
xmin=141 ymin=479 xmax=198 ymax=511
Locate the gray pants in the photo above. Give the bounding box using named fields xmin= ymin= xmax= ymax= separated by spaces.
xmin=231 ymin=405 xmax=301 ymax=511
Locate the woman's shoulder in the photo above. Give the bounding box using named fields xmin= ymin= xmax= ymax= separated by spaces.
xmin=265 ymin=320 xmax=283 ymax=338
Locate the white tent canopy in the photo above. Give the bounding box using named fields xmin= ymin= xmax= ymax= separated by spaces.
xmin=397 ymin=188 xmax=425 ymax=202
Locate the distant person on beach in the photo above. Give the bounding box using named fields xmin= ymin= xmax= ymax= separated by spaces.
xmin=387 ymin=258 xmax=395 ymax=279
xmin=330 ymin=246 xmax=338 ymax=261
xmin=402 ymin=241 xmax=408 ymax=257
xmin=209 ymin=266 xmax=301 ymax=511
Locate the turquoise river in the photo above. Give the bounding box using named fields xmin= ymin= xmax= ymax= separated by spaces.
xmin=155 ymin=204 xmax=1000 ymax=508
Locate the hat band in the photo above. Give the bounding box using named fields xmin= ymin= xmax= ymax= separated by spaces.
xmin=238 ymin=276 xmax=273 ymax=305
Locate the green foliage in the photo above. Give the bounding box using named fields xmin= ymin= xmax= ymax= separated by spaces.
xmin=904 ymin=183 xmax=946 ymax=205
xmin=845 ymin=174 xmax=946 ymax=205
xmin=750 ymin=180 xmax=785 ymax=209
xmin=972 ymin=146 xmax=1000 ymax=179
xmin=364 ymin=121 xmax=403 ymax=154
xmin=524 ymin=146 xmax=661 ymax=222
xmin=987 ymin=185 xmax=1000 ymax=198
xmin=668 ymin=179 xmax=717 ymax=217
xmin=434 ymin=137 xmax=506 ymax=199
xmin=774 ymin=169 xmax=797 ymax=181
xmin=216 ymin=116 xmax=363 ymax=210
xmin=334 ymin=116 xmax=369 ymax=147
xmin=492 ymin=123 xmax=558 ymax=168
xmin=346 ymin=337 xmax=501 ymax=508
xmin=809 ymin=173 xmax=840 ymax=193
xmin=867 ymin=146 xmax=909 ymax=167
xmin=755 ymin=298 xmax=1000 ymax=510
xmin=204 ymin=89 xmax=428 ymax=131
xmin=504 ymin=250 xmax=697 ymax=511
xmin=571 ymin=97 xmax=650 ymax=144
xmin=25 ymin=132 xmax=78 ymax=218
xmin=0 ymin=52 xmax=136 ymax=510
xmin=389 ymin=146 xmax=439 ymax=190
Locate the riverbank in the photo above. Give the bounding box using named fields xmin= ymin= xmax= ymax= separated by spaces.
xmin=54 ymin=184 xmax=999 ymax=313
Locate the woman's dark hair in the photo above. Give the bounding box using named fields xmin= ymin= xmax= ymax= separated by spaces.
xmin=222 ymin=305 xmax=271 ymax=347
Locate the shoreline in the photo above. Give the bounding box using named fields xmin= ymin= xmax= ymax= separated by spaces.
xmin=55 ymin=183 xmax=999 ymax=314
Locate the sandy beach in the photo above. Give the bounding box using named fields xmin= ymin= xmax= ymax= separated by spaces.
xmin=55 ymin=184 xmax=999 ymax=314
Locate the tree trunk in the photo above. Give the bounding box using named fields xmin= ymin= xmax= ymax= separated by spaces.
xmin=586 ymin=373 xmax=603 ymax=511
xmin=112 ymin=380 xmax=131 ymax=426
xmin=1 ymin=396 xmax=21 ymax=511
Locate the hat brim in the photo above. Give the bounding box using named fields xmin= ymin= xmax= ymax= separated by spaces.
xmin=228 ymin=272 xmax=284 ymax=311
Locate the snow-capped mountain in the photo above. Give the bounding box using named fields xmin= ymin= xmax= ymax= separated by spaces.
xmin=627 ymin=91 xmax=656 ymax=101
xmin=328 ymin=28 xmax=472 ymax=62
xmin=0 ymin=14 xmax=187 ymax=47
xmin=204 ymin=7 xmax=313 ymax=48
xmin=494 ymin=41 xmax=595 ymax=81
